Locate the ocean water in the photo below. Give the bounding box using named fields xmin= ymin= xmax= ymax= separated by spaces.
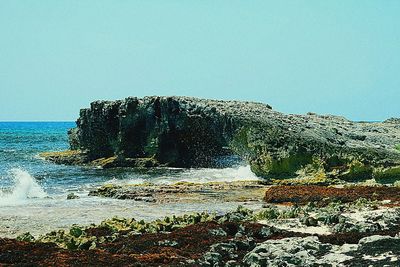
xmin=0 ymin=122 xmax=260 ymax=237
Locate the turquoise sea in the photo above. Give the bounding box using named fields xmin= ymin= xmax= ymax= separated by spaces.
xmin=0 ymin=122 xmax=259 ymax=237
xmin=0 ymin=121 xmax=108 ymax=194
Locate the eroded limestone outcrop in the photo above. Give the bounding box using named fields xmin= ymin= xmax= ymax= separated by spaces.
xmin=41 ymin=96 xmax=400 ymax=181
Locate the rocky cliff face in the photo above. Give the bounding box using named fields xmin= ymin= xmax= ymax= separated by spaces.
xmin=44 ymin=96 xmax=400 ymax=181
xmin=70 ymin=96 xmax=247 ymax=167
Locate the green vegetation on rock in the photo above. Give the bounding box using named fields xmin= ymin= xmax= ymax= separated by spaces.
xmin=91 ymin=156 xmax=118 ymax=168
xmin=374 ymin=166 xmax=400 ymax=184
xmin=16 ymin=232 xmax=35 ymax=242
xmin=338 ymin=160 xmax=373 ymax=182
xmin=41 ymin=96 xmax=400 ymax=182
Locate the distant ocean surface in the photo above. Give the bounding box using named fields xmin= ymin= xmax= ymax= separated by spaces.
xmin=0 ymin=121 xmax=114 ymax=197
xmin=0 ymin=122 xmax=259 ymax=237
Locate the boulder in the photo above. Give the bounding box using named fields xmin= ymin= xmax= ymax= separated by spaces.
xmin=66 ymin=193 xmax=80 ymax=200
xmin=243 ymin=236 xmax=332 ymax=266
xmin=42 ymin=96 xmax=400 ymax=180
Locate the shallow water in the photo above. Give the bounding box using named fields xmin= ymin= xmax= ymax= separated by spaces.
xmin=0 ymin=122 xmax=261 ymax=237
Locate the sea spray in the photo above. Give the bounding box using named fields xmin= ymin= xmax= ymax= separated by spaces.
xmin=118 ymin=164 xmax=260 ymax=185
xmin=0 ymin=168 xmax=47 ymax=205
xmin=178 ymin=165 xmax=260 ymax=183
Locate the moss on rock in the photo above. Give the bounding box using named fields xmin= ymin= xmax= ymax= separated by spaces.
xmin=16 ymin=232 xmax=35 ymax=242
xmin=39 ymin=150 xmax=86 ymax=165
xmin=373 ymin=166 xmax=400 ymax=184
xmin=250 ymin=150 xmax=314 ymax=179
xmin=338 ymin=160 xmax=373 ymax=182
xmin=91 ymin=156 xmax=119 ymax=168
xmin=42 ymin=97 xmax=400 ymax=182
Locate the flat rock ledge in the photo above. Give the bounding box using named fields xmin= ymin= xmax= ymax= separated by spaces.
xmin=41 ymin=96 xmax=400 ymax=182
xmin=89 ymin=180 xmax=269 ymax=203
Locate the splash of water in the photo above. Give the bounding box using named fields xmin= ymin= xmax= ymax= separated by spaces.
xmin=175 ymin=165 xmax=260 ymax=184
xmin=118 ymin=164 xmax=260 ymax=185
xmin=0 ymin=168 xmax=47 ymax=206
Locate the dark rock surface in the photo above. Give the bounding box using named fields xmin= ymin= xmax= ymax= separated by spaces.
xmin=44 ymin=96 xmax=400 ymax=180
xmin=70 ymin=96 xmax=255 ymax=168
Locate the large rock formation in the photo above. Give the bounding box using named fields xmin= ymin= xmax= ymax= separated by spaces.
xmin=42 ymin=96 xmax=400 ymax=181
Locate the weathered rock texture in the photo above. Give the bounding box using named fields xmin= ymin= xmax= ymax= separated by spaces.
xmin=5 ymin=206 xmax=400 ymax=266
xmin=89 ymin=181 xmax=268 ymax=203
xmin=43 ymin=96 xmax=400 ymax=180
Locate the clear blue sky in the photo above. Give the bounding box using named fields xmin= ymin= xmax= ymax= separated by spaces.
xmin=0 ymin=1 xmax=399 ymax=121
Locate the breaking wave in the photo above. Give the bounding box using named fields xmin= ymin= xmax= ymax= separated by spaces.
xmin=0 ymin=168 xmax=47 ymax=206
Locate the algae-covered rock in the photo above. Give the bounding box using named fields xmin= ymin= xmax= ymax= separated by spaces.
xmin=16 ymin=232 xmax=35 ymax=242
xmin=39 ymin=150 xmax=87 ymax=165
xmin=337 ymin=160 xmax=374 ymax=182
xmin=373 ymin=166 xmax=400 ymax=183
xmin=66 ymin=193 xmax=79 ymax=200
xmin=90 ymin=156 xmax=119 ymax=168
xmin=69 ymin=225 xmax=83 ymax=238
xmin=90 ymin=156 xmax=159 ymax=169
xmin=42 ymin=96 xmax=400 ymax=181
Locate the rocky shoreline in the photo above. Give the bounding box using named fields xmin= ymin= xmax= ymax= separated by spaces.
xmin=41 ymin=96 xmax=400 ymax=182
xmin=3 ymin=184 xmax=400 ymax=266
xmin=9 ymin=96 xmax=400 ymax=266
xmin=88 ymin=180 xmax=268 ymax=204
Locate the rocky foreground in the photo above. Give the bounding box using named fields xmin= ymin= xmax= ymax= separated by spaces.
xmin=24 ymin=96 xmax=400 ymax=266
xmin=41 ymin=96 xmax=400 ymax=182
xmin=3 ymin=185 xmax=400 ymax=266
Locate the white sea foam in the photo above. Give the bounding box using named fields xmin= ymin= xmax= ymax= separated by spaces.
xmin=119 ymin=164 xmax=260 ymax=185
xmin=174 ymin=165 xmax=260 ymax=184
xmin=0 ymin=168 xmax=47 ymax=206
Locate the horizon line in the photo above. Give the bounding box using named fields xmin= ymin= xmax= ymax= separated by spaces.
xmin=0 ymin=120 xmax=75 ymax=123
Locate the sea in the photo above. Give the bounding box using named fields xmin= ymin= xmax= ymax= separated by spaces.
xmin=0 ymin=122 xmax=260 ymax=237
